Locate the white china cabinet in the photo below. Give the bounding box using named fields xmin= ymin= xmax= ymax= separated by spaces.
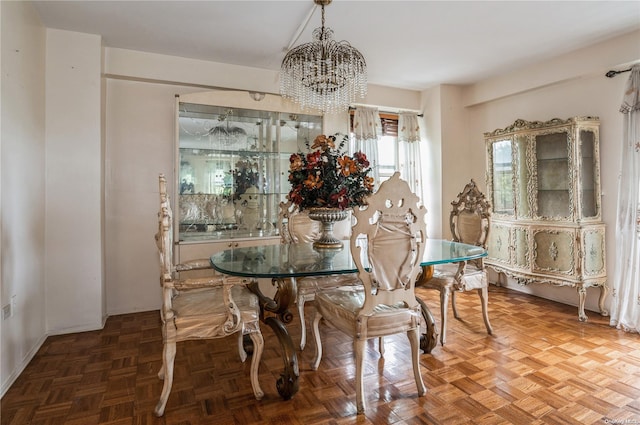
xmin=175 ymin=92 xmax=323 ymax=262
xmin=484 ymin=117 xmax=607 ymax=321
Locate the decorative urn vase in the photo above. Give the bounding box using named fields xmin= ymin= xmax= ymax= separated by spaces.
xmin=307 ymin=207 xmax=349 ymax=249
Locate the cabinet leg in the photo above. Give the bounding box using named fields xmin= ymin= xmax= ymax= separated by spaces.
xmin=577 ymin=286 xmax=588 ymax=322
xmin=598 ymin=285 xmax=609 ymax=317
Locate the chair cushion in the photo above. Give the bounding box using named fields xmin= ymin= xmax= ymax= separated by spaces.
xmin=171 ymin=285 xmax=260 ymax=340
xmin=315 ymin=287 xmax=419 ymax=337
xmin=430 ymin=262 xmax=487 ymax=291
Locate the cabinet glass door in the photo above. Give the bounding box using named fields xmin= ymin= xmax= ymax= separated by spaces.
xmin=178 ymin=102 xmax=322 ymax=241
xmin=535 ymin=131 xmax=570 ymax=218
xmin=491 ymin=140 xmax=515 ymax=215
xmin=579 ymin=130 xmax=597 ymax=218
xmin=514 ymin=134 xmax=530 ymax=218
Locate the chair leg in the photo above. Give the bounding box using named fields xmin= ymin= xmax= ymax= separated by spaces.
xmin=298 ymin=295 xmax=307 ymax=350
xmin=378 ymin=337 xmax=385 ymax=357
xmin=451 ymin=290 xmax=460 ymax=319
xmin=478 ymin=287 xmax=493 ymax=335
xmin=440 ymin=288 xmax=450 ymax=346
xmin=238 ymin=332 xmax=247 ymax=363
xmin=407 ymin=328 xmax=426 ymax=396
xmin=157 ymin=361 xmax=165 ymax=380
xmin=248 ymin=331 xmax=265 ymax=400
xmin=154 ymin=341 xmax=176 ymax=417
xmin=354 ymin=337 xmax=366 ymax=415
xmin=311 ymin=310 xmax=323 ymax=370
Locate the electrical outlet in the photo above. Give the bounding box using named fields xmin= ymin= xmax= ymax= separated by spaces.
xmin=2 ymin=304 xmax=11 ymax=320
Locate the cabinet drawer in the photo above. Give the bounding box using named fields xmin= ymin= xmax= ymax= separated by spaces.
xmin=533 ymin=229 xmax=575 ymax=275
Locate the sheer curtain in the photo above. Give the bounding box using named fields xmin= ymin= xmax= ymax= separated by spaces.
xmin=398 ymin=112 xmax=423 ymax=198
xmin=610 ymin=64 xmax=640 ymax=333
xmin=351 ymin=106 xmax=380 ymax=183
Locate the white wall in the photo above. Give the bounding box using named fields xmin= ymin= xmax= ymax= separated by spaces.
xmin=0 ymin=0 xmax=47 ymax=395
xmin=45 ymin=29 xmax=105 ymax=334
xmin=420 ymin=86 xmax=444 ymax=238
xmin=439 ymin=85 xmax=472 ymax=237
xmin=105 ymin=80 xmax=201 ymax=314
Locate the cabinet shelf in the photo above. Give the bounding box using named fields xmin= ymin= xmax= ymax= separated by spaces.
xmin=179 ymin=228 xmax=279 ymax=242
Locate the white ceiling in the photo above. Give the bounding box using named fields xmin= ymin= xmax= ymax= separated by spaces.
xmin=32 ymin=1 xmax=640 ymax=91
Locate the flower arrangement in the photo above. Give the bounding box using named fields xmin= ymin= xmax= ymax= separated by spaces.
xmin=288 ymin=134 xmax=374 ymax=210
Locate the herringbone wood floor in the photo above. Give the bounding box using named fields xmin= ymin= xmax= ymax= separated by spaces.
xmin=2 ymin=286 xmax=639 ymax=425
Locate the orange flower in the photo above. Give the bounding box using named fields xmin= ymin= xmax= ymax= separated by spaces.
xmin=289 ymin=153 xmax=304 ymax=171
xmin=303 ymin=173 xmax=323 ymax=190
xmin=338 ymin=156 xmax=358 ymax=177
xmin=364 ymin=176 xmax=374 ymax=191
xmin=310 ymin=134 xmax=336 ymax=150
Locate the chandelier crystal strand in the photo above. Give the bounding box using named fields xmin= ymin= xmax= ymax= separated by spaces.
xmin=280 ymin=0 xmax=367 ymax=113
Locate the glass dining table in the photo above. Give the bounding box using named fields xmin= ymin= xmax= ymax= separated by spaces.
xmin=210 ymin=239 xmax=487 ymax=400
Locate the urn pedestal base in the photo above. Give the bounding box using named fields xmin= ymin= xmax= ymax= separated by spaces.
xmin=307 ymin=208 xmax=349 ymax=249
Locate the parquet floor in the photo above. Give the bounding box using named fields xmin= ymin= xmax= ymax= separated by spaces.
xmin=2 ymin=286 xmax=639 ymax=425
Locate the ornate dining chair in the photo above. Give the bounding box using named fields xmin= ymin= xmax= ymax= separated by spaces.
xmin=422 ymin=179 xmax=493 ymax=346
xmin=311 ymin=172 xmax=427 ymax=414
xmin=154 ymin=174 xmax=264 ymax=416
xmin=278 ymin=201 xmax=361 ymax=350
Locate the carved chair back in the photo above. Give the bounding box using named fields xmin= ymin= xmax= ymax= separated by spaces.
xmin=351 ymin=172 xmax=427 ymax=313
xmin=449 ymin=179 xmax=491 ymax=269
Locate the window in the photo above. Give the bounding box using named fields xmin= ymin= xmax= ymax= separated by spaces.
xmin=378 ymin=115 xmax=398 ymax=183
xmin=350 ymin=112 xmax=399 ymax=184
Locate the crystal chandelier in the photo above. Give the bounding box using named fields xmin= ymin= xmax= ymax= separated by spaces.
xmin=279 ymin=0 xmax=367 ymax=113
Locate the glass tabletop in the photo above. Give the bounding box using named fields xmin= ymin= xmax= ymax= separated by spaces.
xmin=210 ymin=239 xmax=487 ymax=278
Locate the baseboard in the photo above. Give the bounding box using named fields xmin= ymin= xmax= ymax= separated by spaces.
xmin=0 ymin=333 xmax=48 ymax=398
